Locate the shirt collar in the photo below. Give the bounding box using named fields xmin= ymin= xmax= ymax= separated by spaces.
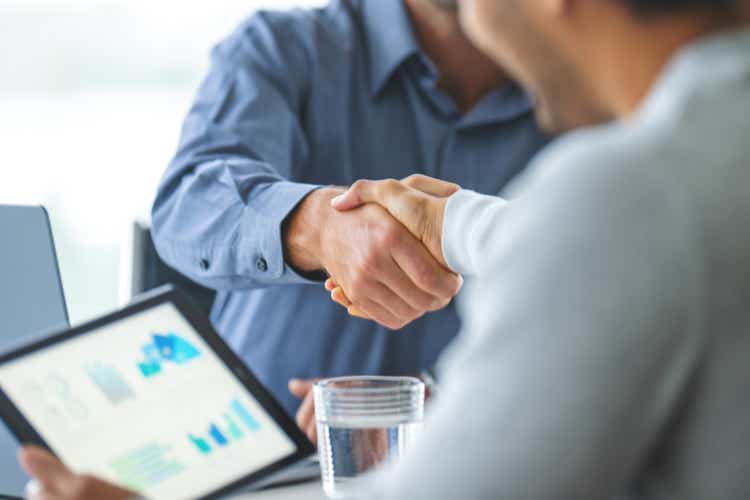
xmin=460 ymin=82 xmax=535 ymax=129
xmin=362 ymin=0 xmax=420 ymax=98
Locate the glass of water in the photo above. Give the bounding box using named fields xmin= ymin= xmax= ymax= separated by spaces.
xmin=314 ymin=376 xmax=425 ymax=499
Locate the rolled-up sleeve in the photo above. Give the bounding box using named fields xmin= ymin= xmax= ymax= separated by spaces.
xmin=151 ymin=14 xmax=322 ymax=290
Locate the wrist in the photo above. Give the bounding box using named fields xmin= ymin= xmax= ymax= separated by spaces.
xmin=283 ymin=187 xmax=344 ymax=273
xmin=424 ymin=197 xmax=449 ymax=268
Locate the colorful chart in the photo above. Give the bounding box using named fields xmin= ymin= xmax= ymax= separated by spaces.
xmin=137 ymin=332 xmax=200 ymax=378
xmin=187 ymin=399 xmax=261 ymax=455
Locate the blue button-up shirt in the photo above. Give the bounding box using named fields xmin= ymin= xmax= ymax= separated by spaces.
xmin=152 ymin=0 xmax=549 ymax=415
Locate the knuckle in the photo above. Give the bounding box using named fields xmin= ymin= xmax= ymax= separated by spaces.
xmin=372 ymin=223 xmax=400 ymax=247
xmin=350 ymin=179 xmax=368 ymax=192
xmin=381 ymin=178 xmax=399 ymax=191
xmin=418 ymin=270 xmax=441 ymax=293
xmin=428 ymin=297 xmax=445 ymax=312
xmin=452 ymin=277 xmax=463 ymax=295
xmin=413 ymin=295 xmax=434 ymax=312
xmin=402 ymin=174 xmax=420 ymax=186
xmin=347 ymin=277 xmax=367 ymax=300
xmin=386 ymin=319 xmax=404 ymax=331
xmin=359 ymin=251 xmax=381 ymax=274
xmin=378 ymin=228 xmax=399 ymax=247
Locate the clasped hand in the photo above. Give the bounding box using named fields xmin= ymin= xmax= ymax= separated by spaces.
xmin=326 ymin=174 xmax=461 ymax=325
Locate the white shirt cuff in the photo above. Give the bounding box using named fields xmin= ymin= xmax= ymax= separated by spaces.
xmin=442 ymin=189 xmax=509 ymax=276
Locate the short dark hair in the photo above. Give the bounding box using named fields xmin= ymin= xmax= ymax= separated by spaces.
xmin=621 ymin=0 xmax=739 ymax=16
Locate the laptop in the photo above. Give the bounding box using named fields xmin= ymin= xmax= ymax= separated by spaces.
xmin=0 ymin=287 xmax=316 ymax=500
xmin=0 ymin=205 xmax=69 ymax=497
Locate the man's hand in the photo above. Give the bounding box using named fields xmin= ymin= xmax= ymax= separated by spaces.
xmin=285 ymin=186 xmax=462 ymax=330
xmin=18 ymin=446 xmax=135 ymax=500
xmin=331 ymin=175 xmax=458 ymax=267
xmin=327 ymin=175 xmax=461 ymax=317
xmin=289 ymin=378 xmax=319 ymax=445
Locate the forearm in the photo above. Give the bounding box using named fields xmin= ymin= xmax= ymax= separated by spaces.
xmin=441 ymin=189 xmax=509 ymax=276
xmin=152 ymin=158 xmax=323 ymax=290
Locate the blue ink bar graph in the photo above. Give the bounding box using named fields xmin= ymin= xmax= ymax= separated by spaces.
xmin=188 ymin=434 xmax=211 ymax=455
xmin=230 ymin=399 xmax=261 ymax=432
xmin=188 ymin=399 xmax=262 ymax=456
xmin=209 ymin=423 xmax=228 ymax=447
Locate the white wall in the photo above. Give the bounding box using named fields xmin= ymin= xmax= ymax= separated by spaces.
xmin=0 ymin=0 xmax=326 ymax=323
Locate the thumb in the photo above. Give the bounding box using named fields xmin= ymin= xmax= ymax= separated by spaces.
xmin=330 ymin=183 xmax=366 ymax=211
xmin=19 ymin=446 xmax=72 ymax=494
xmin=401 ymin=174 xmax=460 ymax=198
xmin=331 ymin=179 xmax=404 ymax=211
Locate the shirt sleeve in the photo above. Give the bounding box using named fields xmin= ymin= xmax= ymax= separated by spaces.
xmin=362 ymin=149 xmax=705 ymax=500
xmin=151 ymin=13 xmax=323 ymax=290
xmin=442 ymin=189 xmax=509 ymax=276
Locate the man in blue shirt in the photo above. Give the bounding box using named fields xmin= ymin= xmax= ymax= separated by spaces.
xmin=151 ymin=0 xmax=548 ymax=432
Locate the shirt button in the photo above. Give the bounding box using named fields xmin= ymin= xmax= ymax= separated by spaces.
xmin=255 ymin=257 xmax=268 ymax=273
xmin=199 ymin=259 xmax=210 ymax=271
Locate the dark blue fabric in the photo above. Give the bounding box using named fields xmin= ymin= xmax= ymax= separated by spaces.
xmin=152 ymin=0 xmax=550 ymax=416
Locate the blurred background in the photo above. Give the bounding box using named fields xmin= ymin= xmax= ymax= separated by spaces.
xmin=0 ymin=0 xmax=324 ymax=323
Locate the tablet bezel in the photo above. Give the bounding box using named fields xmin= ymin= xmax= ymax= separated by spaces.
xmin=0 ymin=285 xmax=316 ymax=500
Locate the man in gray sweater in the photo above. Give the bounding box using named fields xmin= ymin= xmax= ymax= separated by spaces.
xmin=326 ymin=0 xmax=750 ymax=499
xmin=16 ymin=0 xmax=750 ymax=499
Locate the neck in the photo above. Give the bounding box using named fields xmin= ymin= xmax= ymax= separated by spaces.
xmin=404 ymin=0 xmax=509 ymax=113
xmin=583 ymin=10 xmax=744 ymax=118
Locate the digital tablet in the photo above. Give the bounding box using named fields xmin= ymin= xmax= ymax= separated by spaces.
xmin=0 ymin=286 xmax=315 ymax=500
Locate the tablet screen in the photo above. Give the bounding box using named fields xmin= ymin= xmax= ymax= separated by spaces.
xmin=0 ymin=302 xmax=297 ymax=500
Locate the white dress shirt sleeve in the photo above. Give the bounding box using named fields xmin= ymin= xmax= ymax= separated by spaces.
xmin=441 ymin=189 xmax=509 ymax=276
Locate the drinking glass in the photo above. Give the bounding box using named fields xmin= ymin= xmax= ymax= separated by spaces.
xmin=314 ymin=376 xmax=425 ymax=499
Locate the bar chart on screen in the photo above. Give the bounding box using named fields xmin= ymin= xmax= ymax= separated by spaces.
xmin=187 ymin=398 xmax=262 ymax=455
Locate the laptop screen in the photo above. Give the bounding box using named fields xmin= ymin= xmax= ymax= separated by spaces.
xmin=0 ymin=205 xmax=69 ymax=495
xmin=0 ymin=205 xmax=68 ymax=349
xmin=0 ymin=302 xmax=297 ymax=500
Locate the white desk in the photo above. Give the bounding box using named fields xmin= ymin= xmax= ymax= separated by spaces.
xmin=231 ymin=482 xmax=325 ymax=500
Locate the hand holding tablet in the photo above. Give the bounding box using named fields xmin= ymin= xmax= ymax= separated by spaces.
xmin=0 ymin=287 xmax=314 ymax=500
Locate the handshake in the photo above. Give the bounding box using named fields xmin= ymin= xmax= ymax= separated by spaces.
xmin=285 ymin=174 xmax=463 ymax=330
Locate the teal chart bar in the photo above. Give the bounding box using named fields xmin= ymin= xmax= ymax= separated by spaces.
xmin=230 ymin=399 xmax=261 ymax=432
xmin=188 ymin=399 xmax=262 ymax=456
xmin=188 ymin=434 xmax=211 ymax=455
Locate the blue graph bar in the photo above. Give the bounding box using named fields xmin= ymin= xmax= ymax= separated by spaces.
xmin=209 ymin=423 xmax=228 ymax=446
xmin=230 ymin=399 xmax=261 ymax=432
